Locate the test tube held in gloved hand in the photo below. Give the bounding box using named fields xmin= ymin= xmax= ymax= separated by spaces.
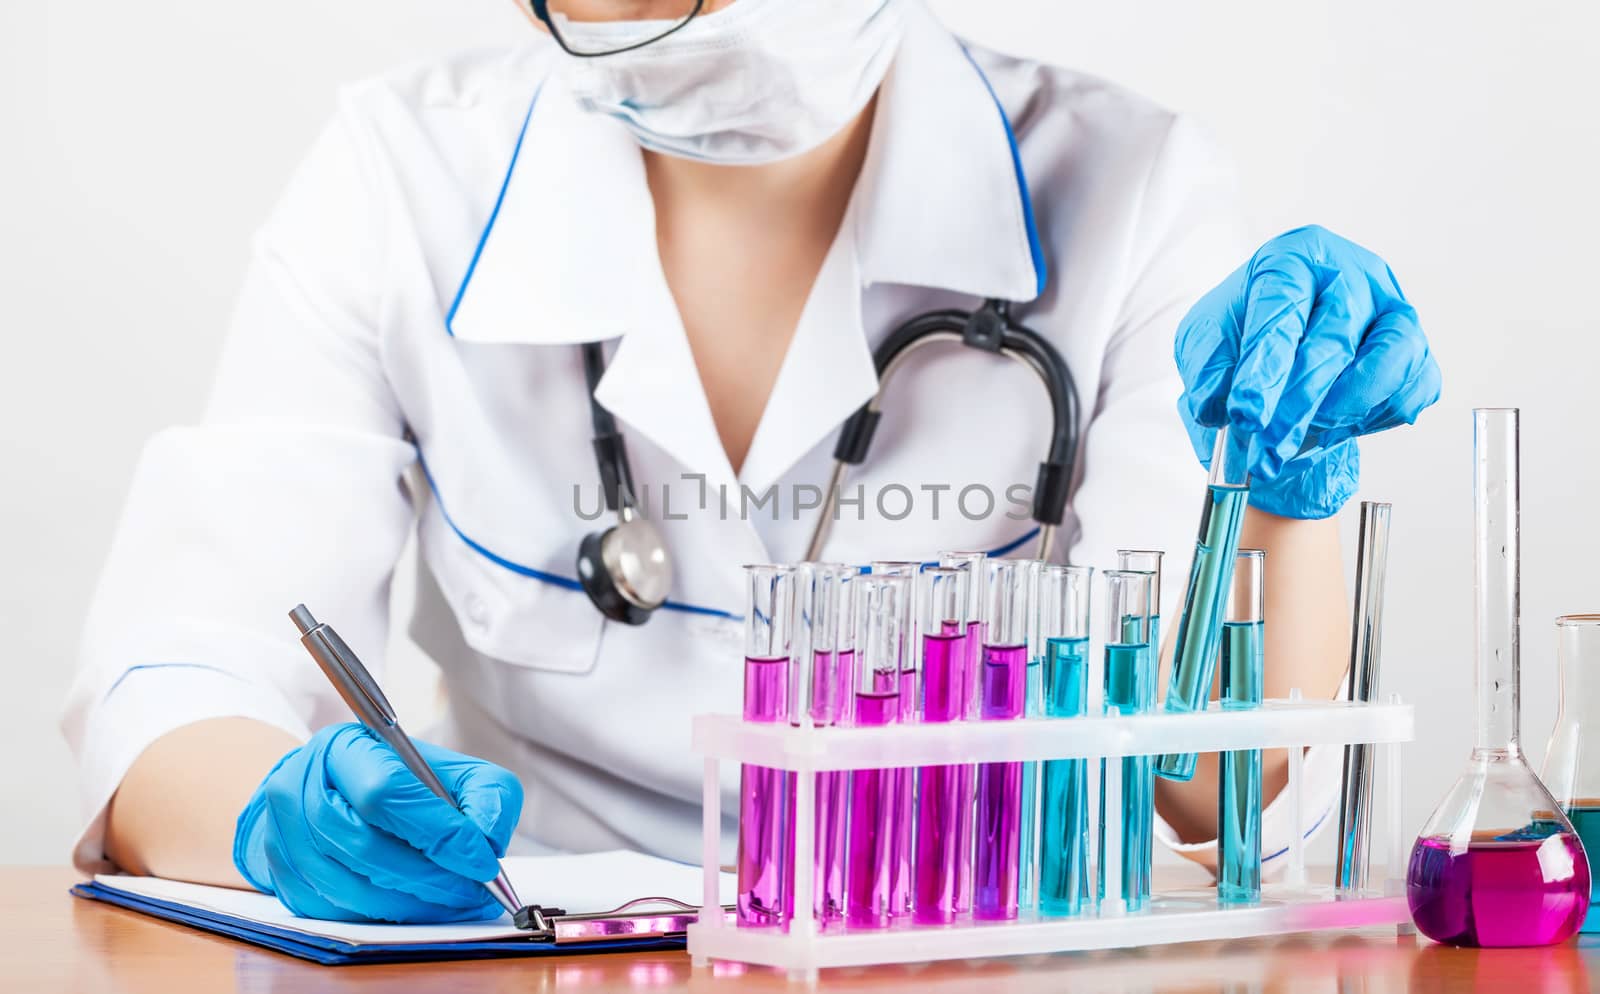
xmin=1156 ymin=428 xmax=1250 ymax=782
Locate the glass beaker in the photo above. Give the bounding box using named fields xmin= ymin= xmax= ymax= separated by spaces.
xmin=1406 ymin=409 xmax=1590 ymax=947
xmin=1540 ymin=614 xmax=1600 ymax=932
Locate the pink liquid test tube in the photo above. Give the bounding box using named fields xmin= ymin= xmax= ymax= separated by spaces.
xmin=845 ymin=573 xmax=910 ymax=929
xmin=974 ymin=558 xmax=1030 ymax=921
xmin=804 ymin=564 xmax=856 ymax=924
xmin=736 ymin=565 xmax=795 ymax=928
xmin=914 ymin=566 xmax=970 ymax=923
xmin=939 ymin=550 xmax=987 ymax=912
xmin=871 ymin=561 xmax=923 ymax=920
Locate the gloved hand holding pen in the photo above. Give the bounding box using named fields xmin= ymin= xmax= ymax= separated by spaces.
xmin=1175 ymin=225 xmax=1443 ymax=518
xmin=233 ymin=723 xmax=524 ymax=924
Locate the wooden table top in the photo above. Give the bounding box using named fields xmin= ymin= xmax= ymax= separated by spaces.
xmin=9 ymin=866 xmax=1596 ymax=992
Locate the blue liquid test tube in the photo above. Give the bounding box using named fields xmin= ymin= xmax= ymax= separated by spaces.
xmin=1116 ymin=550 xmax=1164 ymax=655
xmin=1156 ymin=428 xmax=1250 ymax=782
xmin=1218 ymin=549 xmax=1266 ymax=905
xmin=1037 ymin=564 xmax=1094 ymax=917
xmin=1099 ymin=569 xmax=1156 ymax=912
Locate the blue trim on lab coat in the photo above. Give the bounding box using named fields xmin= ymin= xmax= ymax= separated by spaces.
xmin=960 ymin=45 xmax=1048 ymax=299
xmin=445 ymin=81 xmax=546 ymax=336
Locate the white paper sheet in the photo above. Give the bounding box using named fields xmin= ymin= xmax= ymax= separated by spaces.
xmin=93 ymin=850 xmax=735 ymax=946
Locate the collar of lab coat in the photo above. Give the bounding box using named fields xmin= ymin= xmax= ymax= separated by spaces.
xmin=445 ymin=3 xmax=1043 ymax=493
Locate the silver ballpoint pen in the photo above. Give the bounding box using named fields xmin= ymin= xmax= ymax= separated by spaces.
xmin=289 ymin=604 xmax=526 ymax=923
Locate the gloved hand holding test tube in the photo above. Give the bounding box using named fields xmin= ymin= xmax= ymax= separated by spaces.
xmin=1155 ymin=427 xmax=1250 ymax=782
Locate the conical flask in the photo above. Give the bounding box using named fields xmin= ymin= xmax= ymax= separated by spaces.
xmin=1406 ymin=408 xmax=1590 ymax=946
xmin=1539 ymin=614 xmax=1600 ymax=933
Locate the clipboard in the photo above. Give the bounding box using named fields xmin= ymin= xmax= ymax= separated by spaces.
xmin=71 ymin=851 xmax=737 ymax=965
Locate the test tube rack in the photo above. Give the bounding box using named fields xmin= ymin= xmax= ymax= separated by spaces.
xmin=688 ymin=692 xmax=1414 ymax=982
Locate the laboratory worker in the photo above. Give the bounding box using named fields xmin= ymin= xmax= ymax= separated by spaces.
xmin=62 ymin=0 xmax=1439 ymax=923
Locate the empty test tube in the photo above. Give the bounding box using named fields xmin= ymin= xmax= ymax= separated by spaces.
xmin=845 ymin=573 xmax=909 ymax=929
xmin=1100 ymin=569 xmax=1156 ymax=912
xmin=1157 ymin=428 xmax=1250 ymax=782
xmin=1020 ymin=559 xmax=1045 ymax=911
xmin=1038 ymin=564 xmax=1094 ymax=916
xmin=737 ymin=565 xmax=796 ymax=928
xmin=1218 ymin=550 xmax=1266 ymax=905
xmin=913 ymin=566 xmax=970 ymax=924
xmin=974 ymin=559 xmax=1031 ymax=920
xmin=1336 ymin=502 xmax=1391 ymax=894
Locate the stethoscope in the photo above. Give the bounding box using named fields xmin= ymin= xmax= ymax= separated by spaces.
xmin=576 ymin=298 xmax=1081 ymax=625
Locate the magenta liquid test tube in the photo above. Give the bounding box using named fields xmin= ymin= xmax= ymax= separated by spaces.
xmin=974 ymin=559 xmax=1031 ymax=920
xmin=805 ymin=564 xmax=855 ymax=924
xmin=845 ymin=573 xmax=910 ymax=929
xmin=871 ymin=561 xmax=922 ymax=920
xmin=736 ymin=565 xmax=796 ymax=928
xmin=939 ymin=549 xmax=987 ymax=912
xmin=914 ymin=566 xmax=970 ymax=923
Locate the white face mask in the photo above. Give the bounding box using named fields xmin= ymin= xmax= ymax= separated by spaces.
xmin=554 ymin=0 xmax=907 ymax=165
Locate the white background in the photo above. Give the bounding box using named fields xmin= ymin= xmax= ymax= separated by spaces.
xmin=3 ymin=0 xmax=1598 ymax=865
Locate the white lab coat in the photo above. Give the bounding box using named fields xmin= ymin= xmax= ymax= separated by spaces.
xmin=61 ymin=2 xmax=1338 ymax=873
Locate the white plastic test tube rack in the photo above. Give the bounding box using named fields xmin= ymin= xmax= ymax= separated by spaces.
xmin=689 ymin=692 xmax=1413 ymax=982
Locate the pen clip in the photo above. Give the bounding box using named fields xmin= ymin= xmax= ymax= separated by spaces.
xmin=323 ymin=627 xmax=398 ymax=723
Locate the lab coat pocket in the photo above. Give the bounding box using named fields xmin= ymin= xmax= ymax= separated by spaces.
xmin=420 ymin=511 xmax=604 ymax=676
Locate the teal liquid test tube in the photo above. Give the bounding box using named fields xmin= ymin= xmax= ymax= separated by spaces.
xmin=1157 ymin=428 xmax=1250 ymax=782
xmin=1218 ymin=549 xmax=1266 ymax=905
xmin=1116 ymin=550 xmax=1164 ymax=655
xmin=1037 ymin=564 xmax=1093 ymax=916
xmin=1099 ymin=570 xmax=1157 ymax=911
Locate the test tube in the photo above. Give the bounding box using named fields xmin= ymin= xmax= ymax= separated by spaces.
xmin=1038 ymin=564 xmax=1094 ymax=917
xmin=913 ymin=566 xmax=970 ymax=923
xmin=1019 ymin=559 xmax=1045 ymax=911
xmin=1336 ymin=502 xmax=1391 ymax=894
xmin=869 ymin=561 xmax=920 ymax=919
xmin=1156 ymin=428 xmax=1250 ymax=782
xmin=974 ymin=559 xmax=1030 ymax=920
xmin=845 ymin=573 xmax=909 ymax=929
xmin=737 ymin=564 xmax=796 ymax=928
xmin=1100 ymin=569 xmax=1156 ymax=912
xmin=1218 ymin=550 xmax=1266 ymax=905
xmin=938 ymin=549 xmax=987 ymax=913
xmin=804 ymin=564 xmax=853 ymax=923
xmin=1116 ymin=550 xmax=1165 ymax=652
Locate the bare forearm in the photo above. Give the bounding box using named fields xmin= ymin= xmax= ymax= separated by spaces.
xmin=104 ymin=717 xmax=300 ymax=887
xmin=1154 ymin=508 xmax=1348 ymax=846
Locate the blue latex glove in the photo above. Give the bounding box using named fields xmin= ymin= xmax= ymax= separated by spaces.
xmin=234 ymin=723 xmax=523 ymax=923
xmin=1175 ymin=225 xmax=1441 ymax=518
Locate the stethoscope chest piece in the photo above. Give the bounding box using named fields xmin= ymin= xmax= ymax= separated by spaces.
xmin=577 ymin=511 xmax=672 ymax=625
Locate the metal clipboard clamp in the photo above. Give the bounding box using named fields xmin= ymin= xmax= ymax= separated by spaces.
xmin=514 ymin=897 xmax=734 ymax=944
